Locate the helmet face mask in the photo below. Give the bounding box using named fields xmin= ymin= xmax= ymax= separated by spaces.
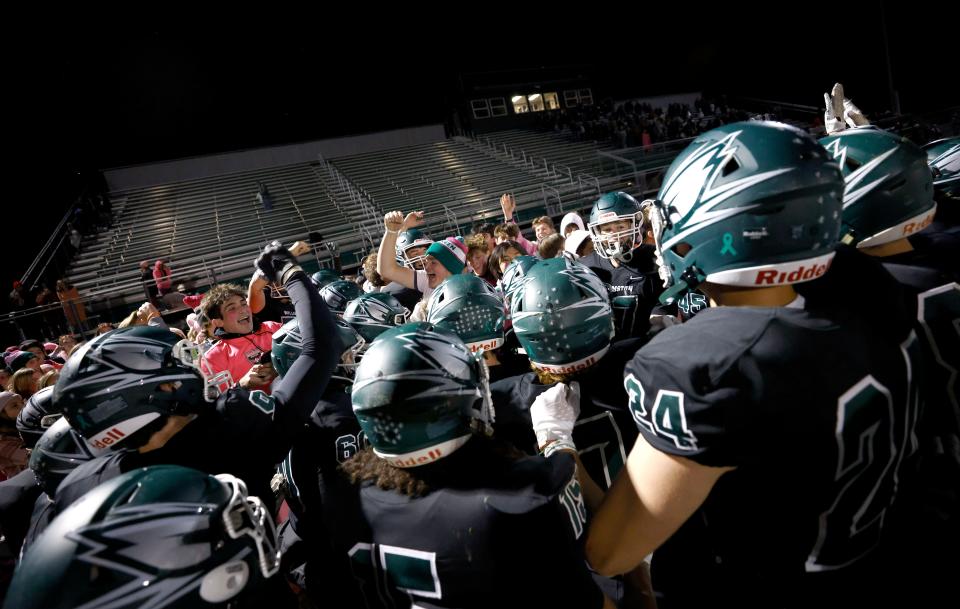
xmin=396 ymin=229 xmax=434 ymax=270
xmin=588 ymin=214 xmax=644 ymax=261
xmin=650 ymin=122 xmax=845 ymax=304
xmin=335 ymin=320 xmax=366 ymax=382
xmin=588 ymin=192 xmax=646 ymax=262
xmin=217 ymin=472 xmax=281 ymax=579
xmin=174 ymin=339 xmax=229 ymax=402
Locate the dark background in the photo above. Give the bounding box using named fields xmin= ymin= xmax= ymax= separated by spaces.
xmin=6 ymin=5 xmax=957 ymax=299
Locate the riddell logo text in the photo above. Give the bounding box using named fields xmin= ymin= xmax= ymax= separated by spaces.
xmin=469 ymin=340 xmax=501 ymax=353
xmin=754 ymin=262 xmax=831 ymax=285
xmin=92 ymin=427 xmax=127 ymax=449
xmin=544 ymin=357 xmax=597 ymax=374
xmin=388 ymin=448 xmax=444 ymax=468
xmin=903 ymin=212 xmax=935 ymax=236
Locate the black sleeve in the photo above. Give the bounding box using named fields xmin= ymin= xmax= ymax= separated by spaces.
xmin=271 ymin=272 xmax=342 ymax=439
xmin=623 ymin=324 xmax=750 ymax=467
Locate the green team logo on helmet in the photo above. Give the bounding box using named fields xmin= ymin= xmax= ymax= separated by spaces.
xmin=396 ymin=228 xmax=434 ymax=269
xmin=647 ymin=121 xmax=845 ymax=304
xmin=343 ymin=292 xmax=410 ymax=345
xmin=6 ymin=465 xmax=280 ymax=609
xmin=820 ymin=127 xmax=936 ymax=248
xmin=588 ymin=191 xmax=646 ymax=262
xmin=426 ymin=274 xmax=505 ymax=353
xmin=510 ymin=257 xmax=614 ymax=374
xmin=320 ymin=280 xmax=363 ymax=313
xmin=924 ymin=136 xmax=959 ymax=197
xmin=311 ymin=269 xmax=340 ymax=289
xmin=351 ymin=322 xmax=492 ymax=468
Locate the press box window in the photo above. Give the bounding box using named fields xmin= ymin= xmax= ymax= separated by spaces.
xmin=489 ymin=97 xmax=507 ymax=117
xmin=544 ymin=92 xmax=560 ymax=110
xmin=511 ymin=95 xmax=529 ymax=114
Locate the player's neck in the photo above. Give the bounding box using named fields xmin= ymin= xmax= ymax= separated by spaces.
xmin=703 ymin=283 xmax=798 ymax=308
xmin=483 ymin=351 xmax=500 ymax=367
xmin=860 ymin=238 xmax=914 ymax=258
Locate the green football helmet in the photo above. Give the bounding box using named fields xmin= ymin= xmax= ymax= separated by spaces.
xmin=499 ymin=255 xmax=539 ymax=315
xmin=342 ymin=292 xmax=410 ymax=345
xmin=426 ymin=274 xmax=506 ymax=353
xmin=351 ymin=322 xmax=492 ymax=468
xmin=271 ymin=317 xmax=363 ymax=383
xmin=647 ymin=121 xmax=845 ymax=304
xmin=319 ymin=280 xmax=363 ymax=314
xmin=396 ymin=228 xmax=434 ymax=269
xmin=924 ymin=136 xmax=959 ymax=197
xmin=29 ymin=417 xmax=107 ymax=498
xmin=588 ymin=191 xmax=646 ymax=262
xmin=16 ymin=386 xmax=59 ymax=449
xmin=55 ymin=327 xmax=210 ymax=451
xmin=6 ymin=465 xmax=280 ymax=609
xmin=311 ymin=268 xmax=341 ymax=289
xmin=510 ymin=257 xmax=614 ymax=374
xmin=820 ymin=127 xmax=936 ymax=248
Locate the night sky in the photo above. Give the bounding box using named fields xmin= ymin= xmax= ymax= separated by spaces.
xmin=6 ymin=5 xmax=957 ymax=300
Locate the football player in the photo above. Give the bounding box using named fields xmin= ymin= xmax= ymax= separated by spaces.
xmin=587 ymin=121 xmax=922 ymax=606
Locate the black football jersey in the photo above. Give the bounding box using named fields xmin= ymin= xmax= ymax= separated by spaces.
xmin=323 ymin=440 xmax=602 ymax=609
xmin=580 ymin=246 xmax=664 ymax=338
xmin=491 ymin=338 xmax=644 ymax=488
xmin=283 ymin=379 xmax=362 ymax=538
xmin=625 ymin=268 xmax=923 ymax=604
xmin=880 ymin=250 xmax=960 ymax=588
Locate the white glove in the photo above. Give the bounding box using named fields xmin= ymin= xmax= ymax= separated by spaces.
xmin=824 ymin=83 xmax=847 ymax=134
xmin=648 ymin=314 xmax=681 ymax=336
xmin=530 ymin=381 xmax=581 ymax=453
xmin=842 ymin=96 xmax=870 ymax=128
xmin=824 ymin=83 xmax=870 ymax=134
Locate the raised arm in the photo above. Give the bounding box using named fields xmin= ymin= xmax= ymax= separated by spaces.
xmin=377 ymin=211 xmax=424 ymax=289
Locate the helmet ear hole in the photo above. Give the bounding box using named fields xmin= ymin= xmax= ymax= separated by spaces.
xmin=674 ymin=242 xmax=693 ymax=258
xmin=722 ymin=157 xmax=740 ymax=177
